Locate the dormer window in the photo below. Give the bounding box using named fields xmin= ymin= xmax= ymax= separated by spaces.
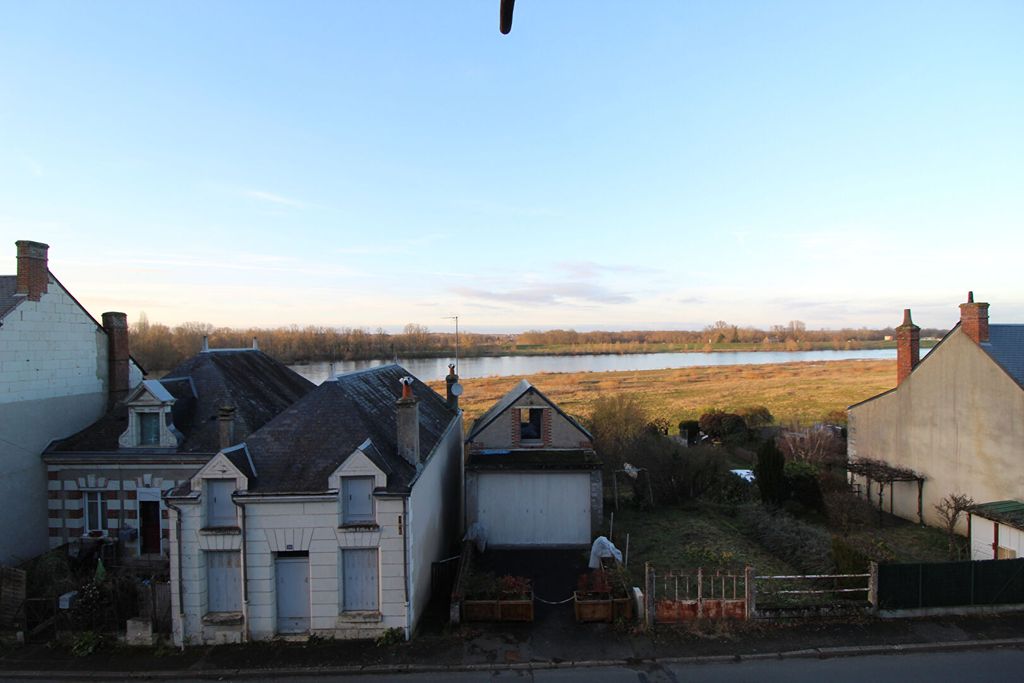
xmin=139 ymin=412 xmax=160 ymax=446
xmin=118 ymin=379 xmax=180 ymax=449
xmin=341 ymin=477 xmax=374 ymax=525
xmin=206 ymin=479 xmax=237 ymax=528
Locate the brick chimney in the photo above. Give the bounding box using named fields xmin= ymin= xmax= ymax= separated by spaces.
xmin=15 ymin=240 xmax=49 ymax=301
xmin=959 ymin=291 xmax=989 ymax=344
xmin=102 ymin=311 xmax=130 ymax=406
xmin=396 ymin=377 xmax=420 ymax=467
xmin=445 ymin=363 xmax=460 ymax=410
xmin=218 ymin=405 xmax=237 ymax=450
xmin=896 ymin=308 xmax=920 ymax=386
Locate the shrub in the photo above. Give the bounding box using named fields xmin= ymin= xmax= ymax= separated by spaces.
xmin=678 ymin=420 xmax=700 ymax=444
xmin=70 ymin=631 xmax=104 ymax=657
xmin=738 ymin=506 xmax=834 ymax=574
xmin=754 ymin=440 xmax=786 ymax=506
xmin=737 ymin=405 xmax=774 ymax=429
xmin=784 ymin=460 xmax=824 ymax=512
xmin=375 ymin=627 xmax=405 ymax=647
xmin=822 ymin=489 xmax=875 ymax=532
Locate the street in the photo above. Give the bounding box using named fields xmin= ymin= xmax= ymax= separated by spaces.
xmin=50 ymin=648 xmax=1019 ymax=683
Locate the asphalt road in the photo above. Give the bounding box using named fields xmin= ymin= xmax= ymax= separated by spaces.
xmin=56 ymin=648 xmax=1019 ymax=683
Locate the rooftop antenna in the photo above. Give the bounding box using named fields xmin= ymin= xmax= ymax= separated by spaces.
xmin=444 ymin=315 xmax=459 ymax=375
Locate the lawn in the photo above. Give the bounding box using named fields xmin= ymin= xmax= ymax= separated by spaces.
xmin=430 ymin=359 xmax=894 ymax=428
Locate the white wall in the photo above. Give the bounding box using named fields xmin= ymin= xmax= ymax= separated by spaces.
xmin=849 ymin=329 xmax=1024 ymax=530
xmin=0 ymin=279 xmax=110 ymax=563
xmin=407 ymin=417 xmax=463 ymax=634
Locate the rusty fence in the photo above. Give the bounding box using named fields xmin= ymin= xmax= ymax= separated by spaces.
xmin=644 ymin=565 xmax=751 ymax=625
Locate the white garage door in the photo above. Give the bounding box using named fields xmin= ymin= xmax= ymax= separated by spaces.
xmin=477 ymin=472 xmax=591 ymax=546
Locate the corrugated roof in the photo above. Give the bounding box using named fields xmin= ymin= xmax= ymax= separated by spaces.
xmin=982 ymin=325 xmax=1024 ymax=388
xmin=970 ymin=500 xmax=1024 ymax=530
xmin=241 ymin=364 xmax=458 ymax=494
xmin=49 ymin=349 xmax=314 ymax=455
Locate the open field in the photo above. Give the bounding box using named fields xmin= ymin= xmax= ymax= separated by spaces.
xmin=431 ymin=359 xmax=895 ymax=427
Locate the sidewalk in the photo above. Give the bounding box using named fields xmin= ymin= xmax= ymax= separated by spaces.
xmin=2 ymin=611 xmax=1024 ymax=678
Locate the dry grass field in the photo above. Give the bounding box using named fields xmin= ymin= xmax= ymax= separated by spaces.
xmin=430 ymin=359 xmax=894 ymax=428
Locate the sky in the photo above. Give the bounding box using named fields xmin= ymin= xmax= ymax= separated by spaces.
xmin=1 ymin=1 xmax=1022 ymax=333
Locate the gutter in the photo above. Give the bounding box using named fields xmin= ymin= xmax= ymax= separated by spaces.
xmin=162 ymin=498 xmax=186 ymax=650
xmin=403 ymin=496 xmax=411 ymax=640
xmin=232 ymin=495 xmax=250 ymax=642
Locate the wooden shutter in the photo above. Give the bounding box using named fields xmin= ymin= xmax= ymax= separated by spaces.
xmin=342 ymin=477 xmax=374 ymax=524
xmin=341 ymin=549 xmax=378 ymax=611
xmin=207 ymin=551 xmax=242 ymax=612
xmin=206 ymin=479 xmax=236 ymax=527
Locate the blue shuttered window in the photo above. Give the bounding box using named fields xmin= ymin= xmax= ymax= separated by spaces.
xmin=341 ymin=548 xmax=379 ymax=612
xmin=341 ymin=477 xmax=374 ymax=524
xmin=206 ymin=479 xmax=236 ymax=527
xmin=207 ymin=551 xmax=242 ymax=613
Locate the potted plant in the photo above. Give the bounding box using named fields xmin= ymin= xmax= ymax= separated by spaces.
xmin=574 ymin=564 xmax=634 ymax=623
xmin=461 ymin=571 xmax=534 ymax=622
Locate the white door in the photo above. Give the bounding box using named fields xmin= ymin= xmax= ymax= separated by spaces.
xmin=477 ymin=472 xmax=591 ymax=546
xmin=275 ymin=554 xmax=310 ymax=633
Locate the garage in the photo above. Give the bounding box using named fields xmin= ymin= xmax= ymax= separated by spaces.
xmin=476 ymin=472 xmax=592 ymax=546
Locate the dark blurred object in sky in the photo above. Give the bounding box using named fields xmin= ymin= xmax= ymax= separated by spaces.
xmin=500 ymin=0 xmax=514 ymax=34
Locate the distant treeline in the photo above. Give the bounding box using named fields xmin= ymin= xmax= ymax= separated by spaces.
xmin=130 ymin=315 xmax=947 ymax=373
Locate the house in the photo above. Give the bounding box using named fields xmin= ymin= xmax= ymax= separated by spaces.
xmin=0 ymin=240 xmax=143 ymax=564
xmin=43 ymin=342 xmax=314 ymax=560
xmin=166 ymin=365 xmax=463 ymax=645
xmin=848 ymin=293 xmax=1024 ymax=531
xmin=464 ymin=380 xmax=602 ymax=547
xmin=968 ymin=501 xmax=1024 ymax=560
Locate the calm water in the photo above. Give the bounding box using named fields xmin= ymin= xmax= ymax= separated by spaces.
xmin=290 ymin=348 xmax=905 ymax=384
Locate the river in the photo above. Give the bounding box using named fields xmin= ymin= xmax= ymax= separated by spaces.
xmin=289 ymin=348 xmax=908 ymax=384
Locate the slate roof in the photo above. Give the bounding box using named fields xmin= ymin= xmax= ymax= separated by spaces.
xmin=969 ymin=500 xmax=1024 ymax=531
xmin=48 ymin=349 xmax=314 ymax=455
xmin=981 ymin=325 xmax=1024 ymax=388
xmin=466 ymin=379 xmax=593 ymax=442
xmin=239 ymin=364 xmax=459 ymax=494
xmin=0 ymin=276 xmax=20 ymax=319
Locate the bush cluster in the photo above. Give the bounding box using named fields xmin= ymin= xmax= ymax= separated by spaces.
xmin=738 ymin=506 xmax=834 ymax=574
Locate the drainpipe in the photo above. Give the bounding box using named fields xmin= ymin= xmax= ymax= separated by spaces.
xmin=402 ymin=496 xmax=411 ymax=640
xmin=163 ymin=499 xmax=186 ymax=650
xmin=232 ymin=495 xmax=250 ymax=642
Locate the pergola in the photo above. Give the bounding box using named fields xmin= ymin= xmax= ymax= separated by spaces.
xmin=847 ymin=458 xmax=926 ymax=525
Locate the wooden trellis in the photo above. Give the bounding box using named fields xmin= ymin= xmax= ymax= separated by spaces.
xmin=847 ymin=458 xmax=925 ymax=525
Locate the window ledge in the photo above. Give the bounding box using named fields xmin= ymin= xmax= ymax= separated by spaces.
xmin=338 ymin=523 xmax=379 ymax=531
xmin=202 ymin=611 xmax=244 ymax=626
xmin=338 ymin=610 xmax=382 ymax=623
xmin=200 ymin=526 xmax=241 ymax=535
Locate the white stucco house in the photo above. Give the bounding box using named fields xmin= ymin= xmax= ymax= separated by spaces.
xmin=167 ymin=365 xmax=463 ymax=645
xmin=465 ymin=380 xmax=602 ymax=547
xmin=0 ymin=240 xmax=143 ymax=565
xmin=848 ymin=293 xmax=1024 ymax=532
xmin=43 ymin=344 xmax=313 ymax=560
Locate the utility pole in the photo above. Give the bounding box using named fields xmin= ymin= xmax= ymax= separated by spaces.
xmin=444 ymin=315 xmax=459 ymax=374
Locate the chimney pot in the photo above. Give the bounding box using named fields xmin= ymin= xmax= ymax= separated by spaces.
xmin=896 ymin=308 xmax=920 ymax=386
xmin=202 ymin=335 xmax=209 ymax=352
xmin=102 ymin=311 xmax=130 ymax=407
xmin=15 ymin=240 xmax=50 ymax=301
xmin=396 ymin=377 xmax=420 ymax=466
xmin=217 ymin=405 xmax=237 ymax=450
xmin=959 ymin=291 xmax=990 ymax=344
xmin=252 ymin=337 xmax=259 ymax=350
xmin=445 ymin=363 xmax=460 ymax=410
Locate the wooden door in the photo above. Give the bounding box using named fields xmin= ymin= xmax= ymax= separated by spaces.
xmin=275 ymin=554 xmax=310 ymax=633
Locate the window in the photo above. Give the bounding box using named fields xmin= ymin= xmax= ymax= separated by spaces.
xmin=84 ymin=491 xmax=107 ymax=533
xmin=206 ymin=551 xmax=242 ymax=612
xmin=519 ymin=408 xmax=543 ymax=442
xmin=341 ymin=477 xmax=374 ymax=525
xmin=340 ymin=548 xmax=379 ymax=612
xmin=206 ymin=479 xmax=237 ymax=528
xmin=138 ymin=412 xmax=160 ymax=446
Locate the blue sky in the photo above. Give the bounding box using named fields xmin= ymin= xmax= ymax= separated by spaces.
xmin=2 ymin=1 xmax=1021 ymax=332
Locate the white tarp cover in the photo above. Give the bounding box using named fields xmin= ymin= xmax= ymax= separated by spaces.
xmin=464 ymin=522 xmax=487 ymax=553
xmin=588 ymin=535 xmax=623 ymax=569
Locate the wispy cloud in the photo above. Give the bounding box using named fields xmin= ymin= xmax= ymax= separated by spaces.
xmin=452 ymin=282 xmax=634 ymax=306
xmin=24 ymin=157 xmax=44 ymax=177
xmin=334 ymin=233 xmax=448 ymax=256
xmin=556 ymin=260 xmax=659 ymax=279
xmin=240 ymin=189 xmax=308 ymax=208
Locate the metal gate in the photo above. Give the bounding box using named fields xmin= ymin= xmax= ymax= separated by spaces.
xmin=644 ymin=565 xmax=750 ymax=624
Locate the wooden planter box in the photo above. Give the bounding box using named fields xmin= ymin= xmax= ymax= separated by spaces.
xmin=574 ymin=592 xmax=634 ymax=623
xmin=461 ymin=593 xmax=534 ymax=622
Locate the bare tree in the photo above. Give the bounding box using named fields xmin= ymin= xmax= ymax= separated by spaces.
xmin=934 ymin=493 xmax=975 ymax=560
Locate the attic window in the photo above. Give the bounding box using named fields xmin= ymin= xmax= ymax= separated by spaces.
xmin=138 ymin=413 xmax=160 ymax=446
xmin=520 ymin=408 xmax=543 ymax=442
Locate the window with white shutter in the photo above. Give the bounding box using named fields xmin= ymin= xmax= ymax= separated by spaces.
xmin=206 ymin=551 xmax=242 ymax=613
xmin=206 ymin=479 xmax=237 ymax=528
xmin=341 ymin=477 xmax=374 ymax=525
